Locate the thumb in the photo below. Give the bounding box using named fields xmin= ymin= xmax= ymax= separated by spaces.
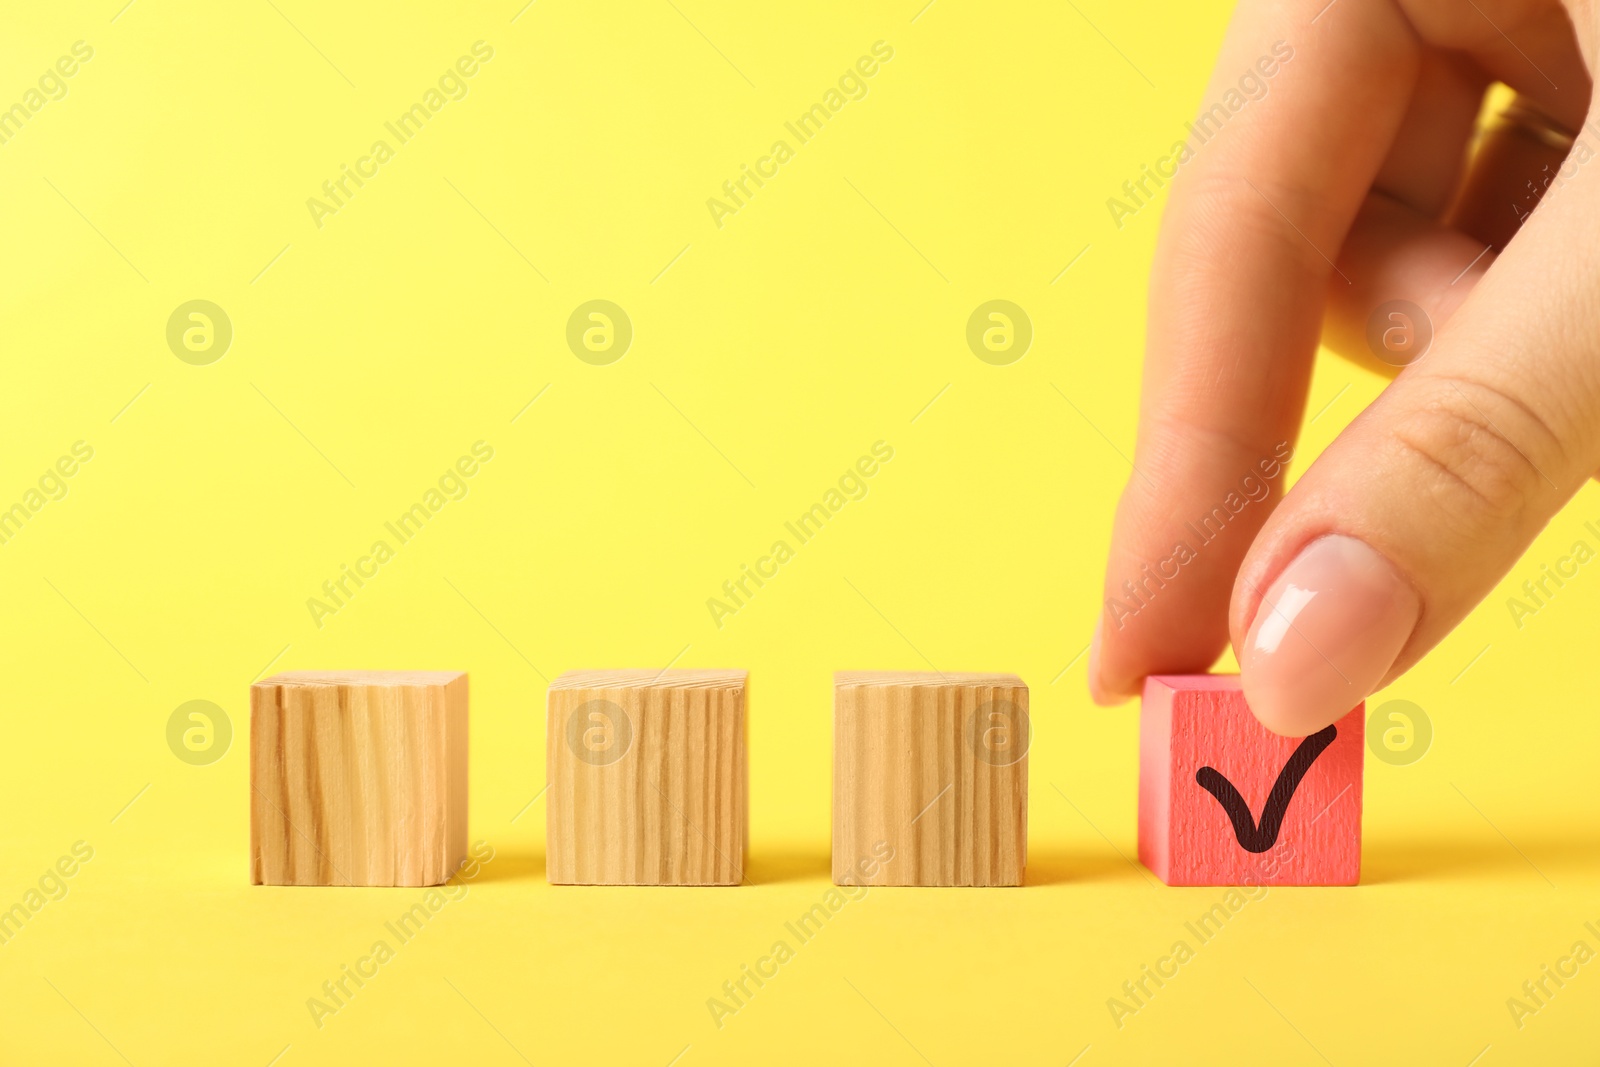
xmin=1229 ymin=133 xmax=1600 ymax=737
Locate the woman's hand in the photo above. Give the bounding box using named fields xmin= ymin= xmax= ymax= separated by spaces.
xmin=1090 ymin=0 xmax=1600 ymax=735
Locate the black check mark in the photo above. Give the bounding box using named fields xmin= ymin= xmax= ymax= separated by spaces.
xmin=1195 ymin=725 xmax=1337 ymax=853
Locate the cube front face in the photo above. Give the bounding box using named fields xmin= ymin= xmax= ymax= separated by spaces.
xmin=250 ymin=671 xmax=468 ymax=887
xmin=1139 ymin=675 xmax=1363 ymax=887
xmin=546 ymin=670 xmax=747 ymax=886
xmin=833 ymin=672 xmax=1028 ymax=887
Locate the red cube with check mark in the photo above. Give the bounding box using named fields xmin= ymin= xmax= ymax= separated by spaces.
xmin=1139 ymin=675 xmax=1363 ymax=886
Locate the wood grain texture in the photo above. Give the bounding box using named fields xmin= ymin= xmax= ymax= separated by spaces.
xmin=1139 ymin=674 xmax=1363 ymax=886
xmin=546 ymin=669 xmax=746 ymax=886
xmin=250 ymin=671 xmax=468 ymax=887
xmin=833 ymin=671 xmax=1028 ymax=887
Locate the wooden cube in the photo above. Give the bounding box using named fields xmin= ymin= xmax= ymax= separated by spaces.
xmin=546 ymin=669 xmax=747 ymax=886
xmin=1139 ymin=675 xmax=1363 ymax=886
xmin=250 ymin=671 xmax=468 ymax=887
xmin=833 ymin=671 xmax=1028 ymax=887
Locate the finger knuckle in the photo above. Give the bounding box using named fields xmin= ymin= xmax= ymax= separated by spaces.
xmin=1163 ymin=173 xmax=1330 ymax=283
xmin=1389 ymin=374 xmax=1563 ymax=521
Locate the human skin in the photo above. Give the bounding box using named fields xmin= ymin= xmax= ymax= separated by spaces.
xmin=1089 ymin=0 xmax=1600 ymax=735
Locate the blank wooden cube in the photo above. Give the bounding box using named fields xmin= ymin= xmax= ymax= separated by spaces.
xmin=1139 ymin=675 xmax=1363 ymax=886
xmin=250 ymin=671 xmax=467 ymax=887
xmin=546 ymin=669 xmax=746 ymax=886
xmin=833 ymin=671 xmax=1028 ymax=887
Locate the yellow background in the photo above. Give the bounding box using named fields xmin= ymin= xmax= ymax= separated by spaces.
xmin=1 ymin=1 xmax=1596 ymax=1063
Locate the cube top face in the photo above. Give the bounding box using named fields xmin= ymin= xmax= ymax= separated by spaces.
xmin=833 ymin=673 xmax=1027 ymax=887
xmin=250 ymin=671 xmax=468 ymax=888
xmin=550 ymin=668 xmax=747 ymax=691
xmin=258 ymin=670 xmax=465 ymax=689
xmin=547 ymin=670 xmax=747 ymax=886
xmin=1139 ymin=675 xmax=1363 ymax=887
xmin=1145 ymin=673 xmax=1238 ymax=692
xmin=835 ymin=670 xmax=1024 ymax=690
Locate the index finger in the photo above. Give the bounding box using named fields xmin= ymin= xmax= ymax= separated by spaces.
xmin=1090 ymin=0 xmax=1421 ymax=703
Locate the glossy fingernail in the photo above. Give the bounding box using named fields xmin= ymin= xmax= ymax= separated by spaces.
xmin=1240 ymin=534 xmax=1419 ymax=736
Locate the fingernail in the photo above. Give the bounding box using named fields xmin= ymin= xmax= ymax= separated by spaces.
xmin=1240 ymin=534 xmax=1419 ymax=736
xmin=1087 ymin=618 xmax=1113 ymax=705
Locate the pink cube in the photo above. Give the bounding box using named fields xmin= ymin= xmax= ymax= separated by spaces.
xmin=1139 ymin=675 xmax=1363 ymax=886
